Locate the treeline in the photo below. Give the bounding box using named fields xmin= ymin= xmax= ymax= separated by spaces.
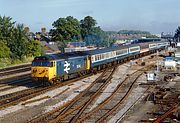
xmin=106 ymin=30 xmax=159 ymax=39
xmin=117 ymin=30 xmax=151 ymax=35
xmin=174 ymin=26 xmax=180 ymax=41
xmin=50 ymin=16 xmax=115 ymax=47
xmin=0 ymin=16 xmax=42 ymax=67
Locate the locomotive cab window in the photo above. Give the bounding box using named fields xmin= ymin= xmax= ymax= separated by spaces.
xmin=50 ymin=62 xmax=55 ymax=67
xmin=50 ymin=62 xmax=53 ymax=67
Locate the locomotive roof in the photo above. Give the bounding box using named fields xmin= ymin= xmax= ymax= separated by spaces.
xmin=34 ymin=52 xmax=89 ymax=61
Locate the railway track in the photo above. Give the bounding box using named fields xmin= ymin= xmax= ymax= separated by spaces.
xmin=29 ymin=66 xmax=117 ymax=123
xmin=93 ymin=72 xmax=148 ymax=123
xmin=0 ymin=72 xmax=95 ymax=111
xmin=0 ymin=73 xmax=31 ymax=84
xmin=55 ymin=65 xmax=153 ymax=123
xmin=0 ymin=78 xmax=32 ymax=92
xmin=0 ymin=64 xmax=31 ymax=72
xmin=0 ymin=84 xmax=43 ymax=110
xmin=0 ymin=64 xmax=31 ymax=77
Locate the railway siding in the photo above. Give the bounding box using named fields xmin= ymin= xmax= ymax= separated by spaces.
xmin=75 ymin=66 xmax=152 ymax=123
xmin=89 ymin=65 xmax=131 ymax=111
xmin=108 ymin=75 xmax=148 ymax=123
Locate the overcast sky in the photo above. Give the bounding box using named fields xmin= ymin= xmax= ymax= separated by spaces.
xmin=0 ymin=0 xmax=180 ymax=34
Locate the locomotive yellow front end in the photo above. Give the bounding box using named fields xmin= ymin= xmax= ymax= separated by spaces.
xmin=31 ymin=57 xmax=56 ymax=85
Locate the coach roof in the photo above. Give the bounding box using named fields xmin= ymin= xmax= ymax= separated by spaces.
xmin=34 ymin=43 xmax=140 ymax=60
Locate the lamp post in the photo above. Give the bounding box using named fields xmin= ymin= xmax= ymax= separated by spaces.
xmin=156 ymin=50 xmax=159 ymax=72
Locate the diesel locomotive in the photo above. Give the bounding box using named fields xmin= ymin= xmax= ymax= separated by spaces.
xmin=31 ymin=40 xmax=169 ymax=85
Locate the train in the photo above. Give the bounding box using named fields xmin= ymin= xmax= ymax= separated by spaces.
xmin=31 ymin=40 xmax=169 ymax=85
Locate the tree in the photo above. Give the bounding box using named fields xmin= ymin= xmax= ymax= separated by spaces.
xmin=27 ymin=40 xmax=42 ymax=57
xmin=80 ymin=16 xmax=97 ymax=39
xmin=84 ymin=26 xmax=115 ymax=47
xmin=50 ymin=16 xmax=114 ymax=48
xmin=51 ymin=16 xmax=81 ymax=43
xmin=0 ymin=15 xmax=42 ymax=65
xmin=0 ymin=16 xmax=15 ymax=59
xmin=174 ymin=26 xmax=180 ymax=41
xmin=0 ymin=16 xmax=15 ymax=43
xmin=8 ymin=24 xmax=29 ymax=59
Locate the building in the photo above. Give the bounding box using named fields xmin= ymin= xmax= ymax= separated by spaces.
xmin=161 ymin=32 xmax=174 ymax=40
xmin=64 ymin=47 xmax=96 ymax=53
xmin=67 ymin=42 xmax=86 ymax=48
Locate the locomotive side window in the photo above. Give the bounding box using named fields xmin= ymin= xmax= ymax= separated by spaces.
xmin=32 ymin=61 xmax=51 ymax=66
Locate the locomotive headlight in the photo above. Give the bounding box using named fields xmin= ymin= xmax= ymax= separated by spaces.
xmin=45 ymin=75 xmax=48 ymax=77
xmin=32 ymin=69 xmax=37 ymax=73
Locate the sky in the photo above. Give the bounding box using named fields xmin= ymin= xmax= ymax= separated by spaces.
xmin=0 ymin=0 xmax=180 ymax=34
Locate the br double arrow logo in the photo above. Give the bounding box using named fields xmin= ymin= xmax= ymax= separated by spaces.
xmin=64 ymin=61 xmax=70 ymax=73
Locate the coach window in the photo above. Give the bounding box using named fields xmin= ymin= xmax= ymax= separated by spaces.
xmin=95 ymin=55 xmax=97 ymax=61
xmin=117 ymin=51 xmax=119 ymax=55
xmin=100 ymin=54 xmax=102 ymax=60
xmin=109 ymin=52 xmax=111 ymax=58
xmin=91 ymin=56 xmax=94 ymax=62
xmin=105 ymin=53 xmax=107 ymax=59
xmin=102 ymin=54 xmax=104 ymax=59
xmin=98 ymin=55 xmax=100 ymax=60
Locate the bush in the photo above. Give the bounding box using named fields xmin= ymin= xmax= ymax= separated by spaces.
xmin=0 ymin=41 xmax=11 ymax=58
xmin=0 ymin=58 xmax=11 ymax=68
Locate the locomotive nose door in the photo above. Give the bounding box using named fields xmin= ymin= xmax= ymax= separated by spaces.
xmin=86 ymin=56 xmax=91 ymax=70
xmin=49 ymin=61 xmax=56 ymax=81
